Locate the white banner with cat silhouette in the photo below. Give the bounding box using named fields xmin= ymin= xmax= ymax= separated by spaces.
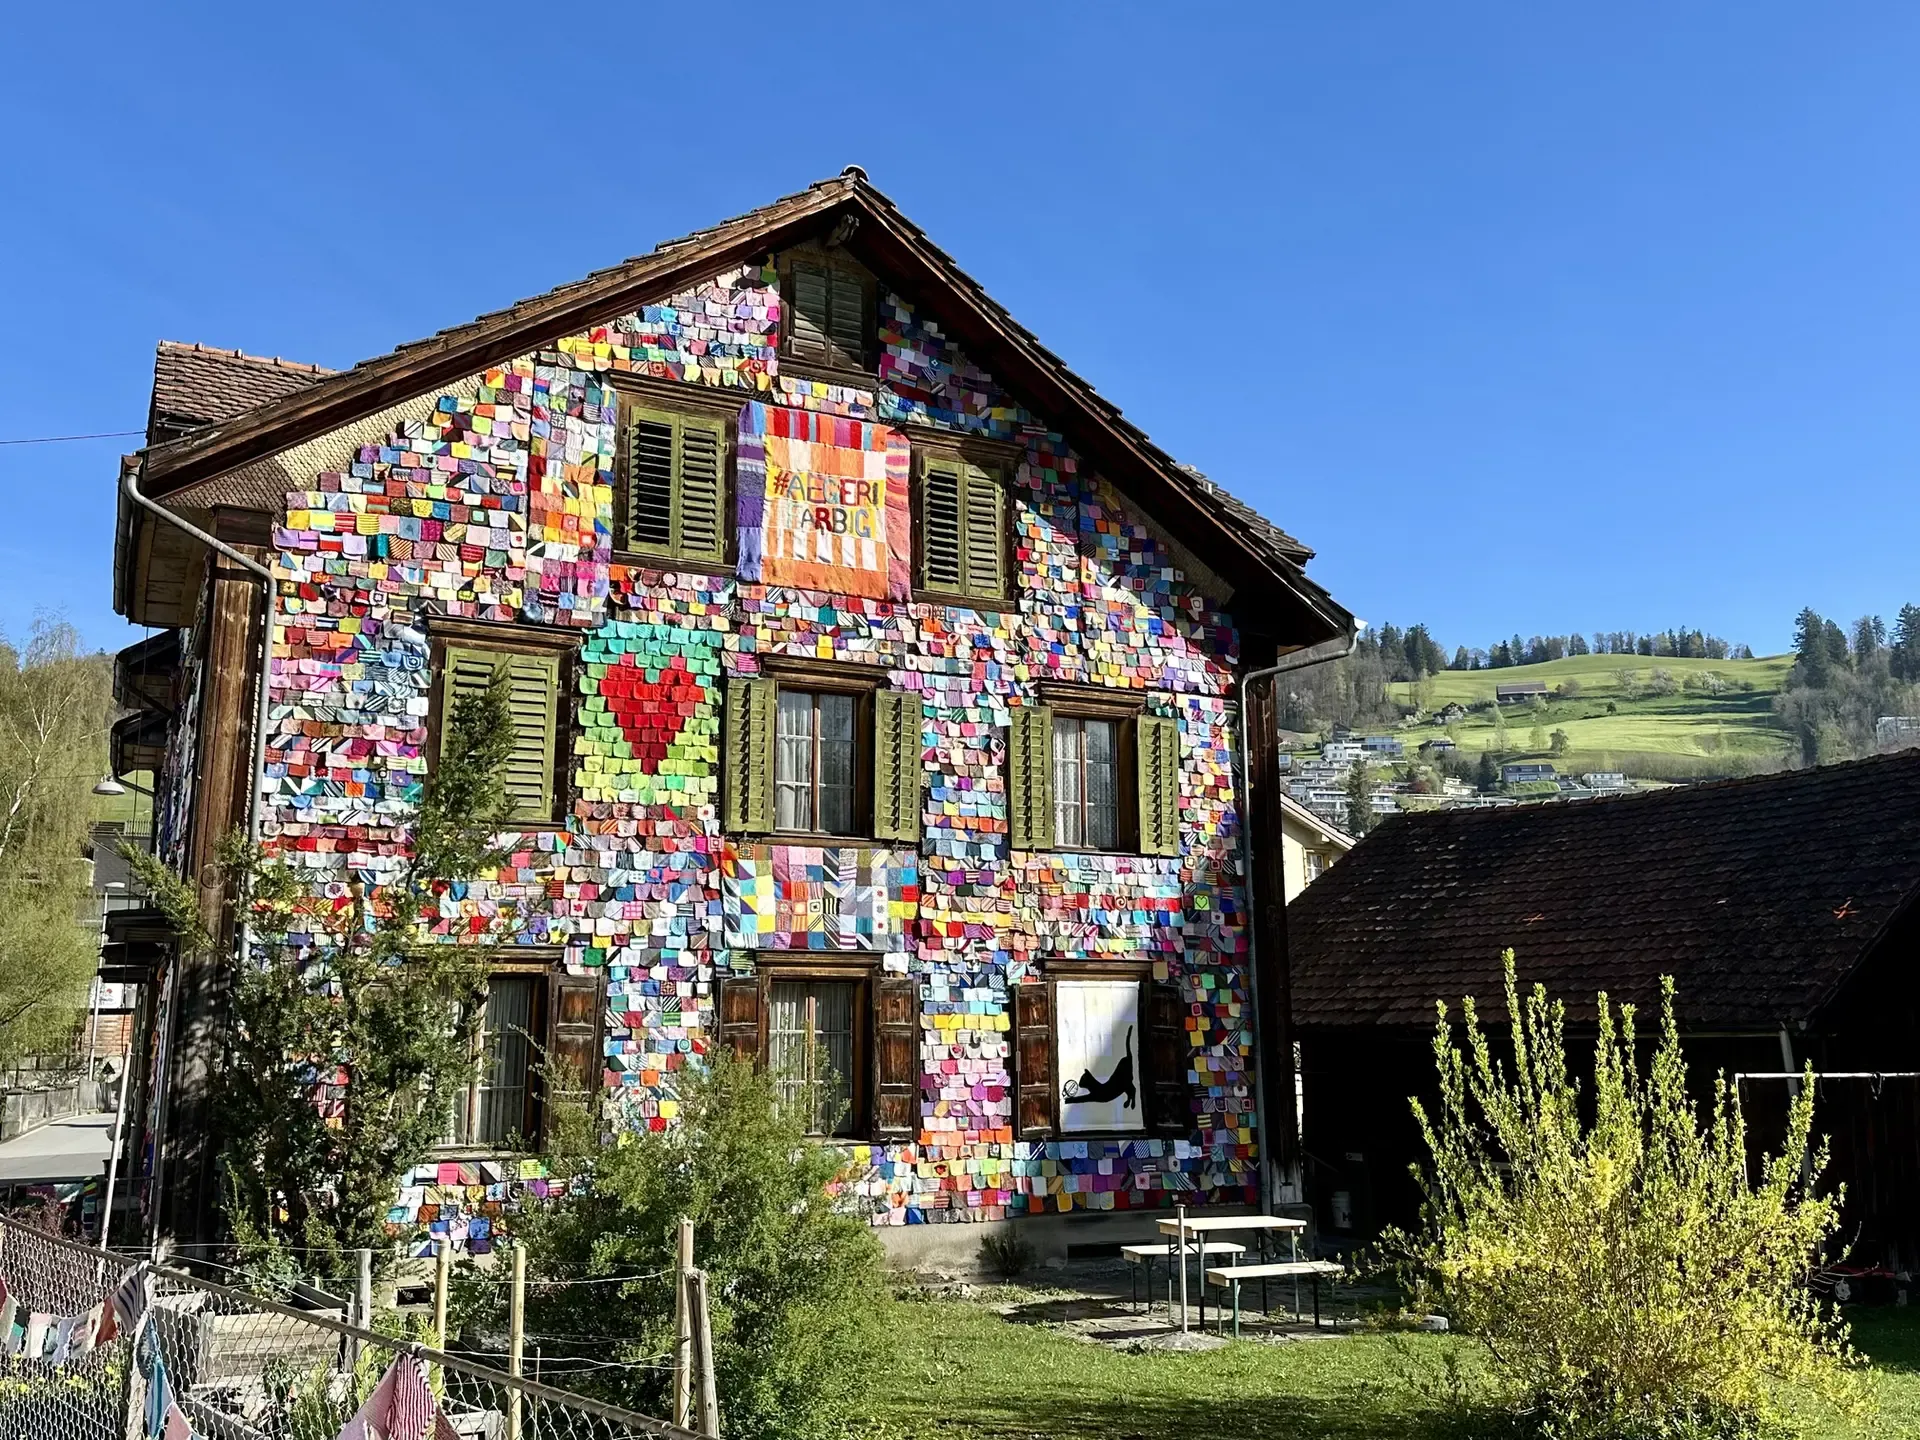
xmin=1055 ymin=979 xmax=1143 ymax=1134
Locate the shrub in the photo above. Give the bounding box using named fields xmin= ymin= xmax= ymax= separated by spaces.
xmin=978 ymin=1229 xmax=1036 ymax=1279
xmin=1383 ymin=952 xmax=1862 ymax=1438
xmin=498 ymin=1051 xmax=893 ymax=1440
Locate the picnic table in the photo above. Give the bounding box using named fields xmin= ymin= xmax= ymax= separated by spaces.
xmin=1153 ymin=1214 xmax=1308 ymax=1330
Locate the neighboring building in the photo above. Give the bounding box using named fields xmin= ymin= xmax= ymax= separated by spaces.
xmin=1278 ymin=795 xmax=1354 ymax=901
xmin=1360 ymin=736 xmax=1403 ymax=758
xmin=1878 ymin=716 xmax=1920 ymax=750
xmin=1439 ymin=777 xmax=1475 ymax=799
xmin=1581 ymin=772 xmax=1628 ymax=790
xmin=1287 ymin=751 xmax=1920 ymax=1266
xmin=1418 ymin=737 xmax=1456 ymax=754
xmin=1495 ymin=682 xmax=1548 ymax=704
xmin=1321 ymin=740 xmax=1366 ymax=769
xmin=108 ymin=173 xmax=1352 ymax=1259
xmin=1434 ymin=702 xmax=1468 ymax=724
xmin=1502 ymin=761 xmax=1556 ymax=785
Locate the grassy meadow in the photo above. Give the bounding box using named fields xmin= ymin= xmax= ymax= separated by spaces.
xmin=1384 ymin=653 xmax=1797 ymax=778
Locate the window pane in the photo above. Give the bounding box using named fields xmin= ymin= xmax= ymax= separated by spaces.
xmin=775 ymin=690 xmax=814 ymax=832
xmin=476 ymin=978 xmax=533 ymax=1147
xmin=817 ymin=693 xmax=856 ymax=835
xmin=1085 ymin=719 xmax=1118 ymax=850
xmin=813 ymin=983 xmax=857 ymax=1137
xmin=1053 ymin=716 xmax=1083 ymax=848
xmin=769 ymin=982 xmax=809 ymax=1117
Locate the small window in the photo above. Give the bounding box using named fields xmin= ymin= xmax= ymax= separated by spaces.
xmin=775 ymin=689 xmax=859 ymax=836
xmin=1053 ymin=715 xmax=1121 ymax=850
xmin=916 ymin=455 xmax=1007 ymax=602
xmin=780 ymin=253 xmax=872 ymax=372
xmin=768 ymin=978 xmax=861 ymax=1137
xmin=618 ymin=397 xmax=729 ymax=563
xmin=447 ymin=976 xmax=536 ymax=1148
xmin=436 ymin=641 xmax=564 ymax=825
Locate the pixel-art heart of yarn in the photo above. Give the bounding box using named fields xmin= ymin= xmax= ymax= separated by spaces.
xmin=600 ymin=654 xmax=696 ymax=772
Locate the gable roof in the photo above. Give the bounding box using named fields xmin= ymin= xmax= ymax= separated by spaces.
xmin=147 ymin=342 xmax=335 ymax=442
xmin=1287 ymin=750 xmax=1920 ymax=1031
xmin=1280 ymin=793 xmax=1356 ymax=851
xmin=117 ymin=171 xmax=1347 ymax=646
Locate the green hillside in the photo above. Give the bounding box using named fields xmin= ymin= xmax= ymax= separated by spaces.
xmin=1386 ymin=654 xmax=1797 ymax=779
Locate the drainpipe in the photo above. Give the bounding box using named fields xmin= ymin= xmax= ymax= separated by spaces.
xmin=1238 ymin=625 xmax=1358 ymax=1215
xmin=122 ymin=465 xmax=277 ymax=1256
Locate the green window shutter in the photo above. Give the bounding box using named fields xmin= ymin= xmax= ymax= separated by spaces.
xmin=1137 ymin=714 xmax=1181 ymax=856
xmin=443 ymin=645 xmax=559 ymax=824
xmin=872 ymin=689 xmax=923 ymax=843
xmin=961 ymin=463 xmax=1005 ymax=601
xmin=625 ymin=406 xmax=676 ymax=553
xmin=723 ymin=676 xmax=776 ymax=834
xmin=787 ymin=260 xmax=831 ymax=363
xmin=920 ymin=459 xmax=964 ymax=593
xmin=1006 ymin=704 xmax=1054 ymax=852
xmin=676 ymin=414 xmax=727 ymax=562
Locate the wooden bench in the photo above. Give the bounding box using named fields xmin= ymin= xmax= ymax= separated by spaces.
xmin=1121 ymin=1241 xmax=1244 ymax=1317
xmin=1204 ymin=1260 xmax=1344 ymax=1335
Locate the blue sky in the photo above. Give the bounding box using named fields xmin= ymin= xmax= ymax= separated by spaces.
xmin=4 ymin=3 xmax=1918 ymax=660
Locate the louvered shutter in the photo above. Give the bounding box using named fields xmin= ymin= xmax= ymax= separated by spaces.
xmin=1146 ymin=983 xmax=1191 ymax=1134
xmin=872 ymin=689 xmax=923 ymax=843
xmin=544 ymin=972 xmax=605 ymax=1119
xmin=443 ymin=646 xmax=559 ymax=823
xmin=718 ymin=975 xmax=763 ymax=1063
xmin=1006 ymin=705 xmax=1054 ymax=852
xmin=1137 ymin=714 xmax=1181 ymax=856
xmin=872 ymin=975 xmax=919 ymax=1139
xmin=676 ymin=415 xmax=727 ymax=562
xmin=723 ymin=677 xmax=775 ymax=834
xmin=625 ymin=407 xmax=677 ymax=553
xmin=826 ymin=268 xmax=868 ymax=369
xmin=1012 ymin=982 xmax=1056 ymax=1140
xmin=961 ymin=463 xmax=1005 ymax=600
xmin=919 ymin=459 xmax=964 ymax=593
xmin=787 ymin=260 xmax=831 ymax=364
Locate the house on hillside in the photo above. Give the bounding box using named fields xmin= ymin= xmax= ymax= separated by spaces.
xmin=1286 ymin=751 xmax=1920 ymax=1267
xmin=1279 ymin=795 xmax=1353 ymax=901
xmin=1501 ymin=761 xmax=1556 ymax=785
xmin=105 ymin=171 xmax=1353 ymax=1263
xmin=1418 ymin=737 xmax=1456 ymax=755
xmin=1495 ymin=681 xmax=1547 ymax=704
xmin=1434 ymin=702 xmax=1468 ymax=724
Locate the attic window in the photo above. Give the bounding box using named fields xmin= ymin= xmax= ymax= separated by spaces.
xmin=780 ymin=252 xmax=873 ymax=373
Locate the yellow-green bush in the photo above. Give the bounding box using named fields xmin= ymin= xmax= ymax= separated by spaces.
xmin=1385 ymin=951 xmax=1864 ymax=1438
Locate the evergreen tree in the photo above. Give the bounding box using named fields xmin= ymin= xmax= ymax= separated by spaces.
xmin=1853 ymin=615 xmax=1887 ymax=667
xmin=1451 ymin=645 xmax=1471 ymax=672
xmin=1792 ymin=608 xmax=1830 ymax=685
xmin=1345 ymin=758 xmax=1376 ymax=836
xmin=1476 ymin=749 xmax=1498 ymax=792
xmin=1893 ymin=603 xmax=1920 ymax=682
xmin=1822 ymin=619 xmax=1850 ymax=670
xmin=1567 ymin=634 xmax=1589 ymax=657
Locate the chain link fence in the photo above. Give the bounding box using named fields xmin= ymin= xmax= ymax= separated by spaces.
xmin=0 ymin=1216 xmax=706 ymax=1440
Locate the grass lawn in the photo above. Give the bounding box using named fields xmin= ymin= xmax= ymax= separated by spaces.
xmin=864 ymin=1293 xmax=1920 ymax=1439
xmin=1388 ymin=653 xmax=1794 ymax=710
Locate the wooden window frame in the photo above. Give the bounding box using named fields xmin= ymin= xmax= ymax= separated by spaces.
xmin=606 ymin=376 xmax=740 ymax=572
xmin=762 ymin=657 xmax=880 ymax=843
xmin=426 ymin=617 xmax=578 ymax=832
xmin=1037 ymin=683 xmax=1144 ymax=855
xmin=1017 ymin=960 xmax=1164 ymax=1142
xmin=777 ymin=247 xmax=877 ymax=383
xmin=907 ymin=430 xmax=1020 ymax=608
xmin=743 ymin=955 xmax=875 ymax=1140
xmin=437 ymin=957 xmax=553 ymax=1157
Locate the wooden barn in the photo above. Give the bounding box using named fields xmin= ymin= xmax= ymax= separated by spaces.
xmin=1286 ymin=750 xmax=1920 ymax=1269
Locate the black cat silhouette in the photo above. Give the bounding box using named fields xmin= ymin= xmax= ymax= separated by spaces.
xmin=1062 ymin=1026 xmax=1136 ymax=1111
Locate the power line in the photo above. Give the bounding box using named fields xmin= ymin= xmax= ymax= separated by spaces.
xmin=0 ymin=430 xmax=144 ymax=447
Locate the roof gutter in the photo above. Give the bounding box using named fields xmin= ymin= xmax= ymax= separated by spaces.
xmin=1238 ymin=624 xmax=1358 ymax=1216
xmin=122 ymin=463 xmax=276 ymax=1258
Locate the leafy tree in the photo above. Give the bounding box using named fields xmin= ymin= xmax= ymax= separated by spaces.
xmin=1549 ymin=728 xmax=1570 ymax=757
xmin=1529 ymin=722 xmax=1549 ymax=753
xmin=1451 ymin=645 xmax=1471 ymax=672
xmin=1384 ymin=955 xmax=1861 ymax=1438
xmin=1344 ymin=758 xmax=1375 ymax=836
xmin=482 ymin=1052 xmax=895 ymax=1440
xmin=0 ymin=622 xmax=112 ymax=1062
xmin=135 ymin=668 xmax=518 ymax=1280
